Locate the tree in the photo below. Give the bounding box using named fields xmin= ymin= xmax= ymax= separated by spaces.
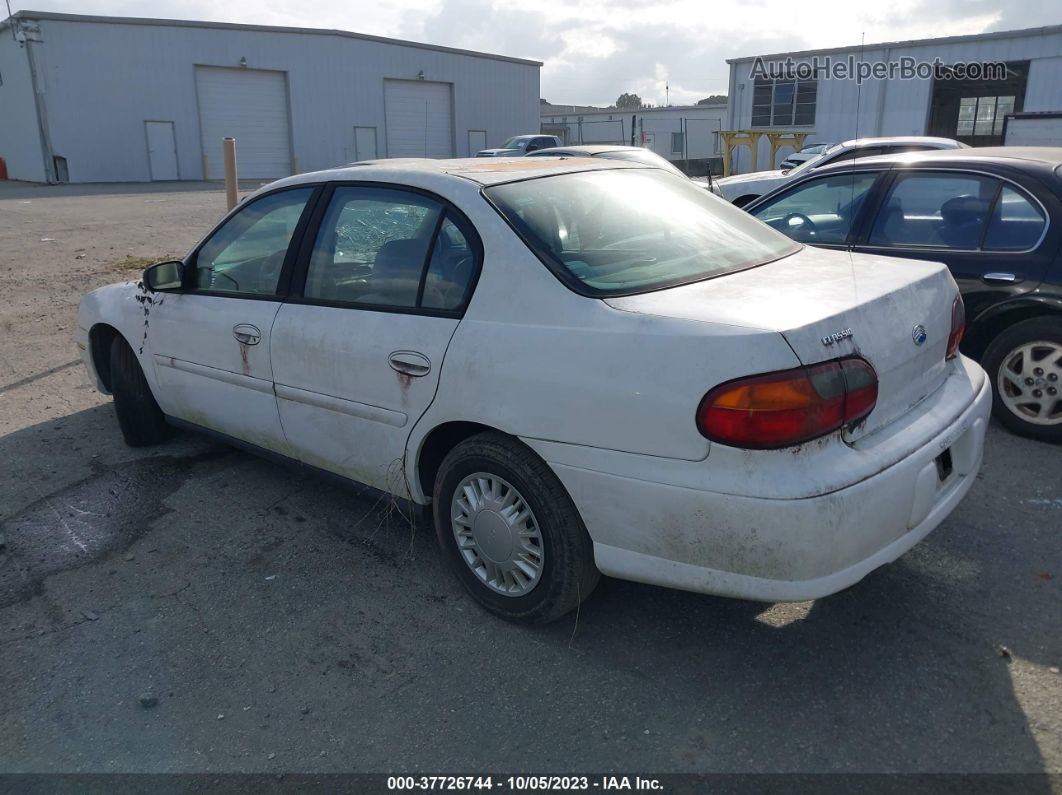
xmin=615 ymin=93 xmax=643 ymax=109
xmin=696 ymin=95 xmax=728 ymax=105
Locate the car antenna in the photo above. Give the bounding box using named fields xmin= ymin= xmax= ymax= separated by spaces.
xmin=848 ymin=31 xmax=865 ymax=299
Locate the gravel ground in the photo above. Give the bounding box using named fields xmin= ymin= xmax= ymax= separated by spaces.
xmin=0 ymin=180 xmax=1059 ymax=778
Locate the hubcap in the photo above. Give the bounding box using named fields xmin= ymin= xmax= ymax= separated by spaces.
xmin=451 ymin=473 xmax=544 ymax=597
xmin=997 ymin=341 xmax=1062 ymax=426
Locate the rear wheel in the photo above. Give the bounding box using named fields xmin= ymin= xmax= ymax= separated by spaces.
xmin=109 ymin=335 xmax=169 ymax=447
xmin=982 ymin=318 xmax=1062 ymax=443
xmin=432 ymin=432 xmax=599 ymax=623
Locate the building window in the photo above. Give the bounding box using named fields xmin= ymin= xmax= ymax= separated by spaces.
xmin=671 ymin=132 xmax=685 ymax=154
xmin=957 ymin=96 xmax=1014 ymax=137
xmin=751 ymin=77 xmax=817 ymax=127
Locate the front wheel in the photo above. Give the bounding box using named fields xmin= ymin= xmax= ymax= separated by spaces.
xmin=982 ymin=317 xmax=1062 ymax=443
xmin=433 ymin=432 xmax=599 ymax=623
xmin=110 ymin=335 xmax=169 ymax=447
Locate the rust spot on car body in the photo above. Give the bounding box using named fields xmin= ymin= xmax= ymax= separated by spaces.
xmin=395 ymin=370 xmax=413 ymax=401
xmin=239 ymin=342 xmax=250 ymax=375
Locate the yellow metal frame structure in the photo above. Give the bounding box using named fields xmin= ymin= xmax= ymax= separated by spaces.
xmin=720 ymin=130 xmax=810 ymax=176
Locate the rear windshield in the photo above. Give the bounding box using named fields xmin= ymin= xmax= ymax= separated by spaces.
xmin=484 ymin=168 xmax=800 ymax=296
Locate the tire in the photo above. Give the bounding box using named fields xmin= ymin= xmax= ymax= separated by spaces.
xmin=109 ymin=335 xmax=169 ymax=447
xmin=981 ymin=317 xmax=1062 ymax=443
xmin=432 ymin=432 xmax=599 ymax=623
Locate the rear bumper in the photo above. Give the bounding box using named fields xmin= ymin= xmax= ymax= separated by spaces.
xmin=530 ymin=362 xmax=992 ymax=602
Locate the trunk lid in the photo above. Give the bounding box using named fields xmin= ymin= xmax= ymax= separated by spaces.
xmin=605 ymin=246 xmax=957 ymax=442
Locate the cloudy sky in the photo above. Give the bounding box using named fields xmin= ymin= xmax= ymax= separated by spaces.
xmin=7 ymin=1 xmax=1057 ymax=106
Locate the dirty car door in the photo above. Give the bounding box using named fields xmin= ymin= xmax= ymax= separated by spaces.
xmin=270 ymin=185 xmax=479 ymax=494
xmin=149 ymin=186 xmax=317 ymax=450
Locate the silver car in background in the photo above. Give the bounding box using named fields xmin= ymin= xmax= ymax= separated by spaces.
xmin=717 ymin=136 xmax=968 ymax=206
xmin=476 ymin=134 xmax=561 ymax=157
xmin=526 ymin=144 xmax=723 ymax=196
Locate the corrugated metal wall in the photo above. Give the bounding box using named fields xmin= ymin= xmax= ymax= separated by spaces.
xmin=539 ymin=106 xmax=728 ymax=162
xmin=21 ymin=16 xmax=540 ymax=183
xmin=727 ymin=28 xmax=1062 ymax=173
xmin=0 ymin=32 xmax=48 ymax=182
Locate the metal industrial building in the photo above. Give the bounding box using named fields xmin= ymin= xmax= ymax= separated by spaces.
xmin=540 ymin=102 xmax=728 ymax=175
xmin=0 ymin=11 xmax=541 ymax=183
xmin=724 ymin=24 xmax=1062 ymax=172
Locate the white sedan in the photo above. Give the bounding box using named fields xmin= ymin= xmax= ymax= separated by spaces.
xmin=76 ymin=157 xmax=991 ymax=623
xmin=717 ymin=136 xmax=967 ymax=206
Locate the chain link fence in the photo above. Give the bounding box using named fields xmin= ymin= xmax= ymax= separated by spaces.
xmin=541 ymin=115 xmax=723 ymax=177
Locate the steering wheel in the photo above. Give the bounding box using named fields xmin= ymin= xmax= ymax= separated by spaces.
xmin=209 ymin=270 xmax=240 ymax=291
xmin=782 ymin=212 xmax=818 ymax=237
xmin=257 ymin=249 xmax=287 ymax=292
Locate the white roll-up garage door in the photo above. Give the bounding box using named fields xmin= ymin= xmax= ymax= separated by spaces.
xmin=384 ymin=80 xmax=454 ymax=159
xmin=196 ymin=66 xmax=292 ymax=180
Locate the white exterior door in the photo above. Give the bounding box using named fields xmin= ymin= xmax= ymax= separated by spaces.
xmin=384 ymin=80 xmax=454 ymax=158
xmin=145 ymin=121 xmax=178 ymax=180
xmin=354 ymin=126 xmax=378 ymax=161
xmin=468 ymin=130 xmax=487 ymax=156
xmin=148 ymin=187 xmax=316 ymax=449
xmin=196 ymin=66 xmax=292 ymax=179
xmin=270 ymin=185 xmax=478 ymax=494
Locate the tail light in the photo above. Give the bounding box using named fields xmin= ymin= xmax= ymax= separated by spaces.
xmin=946 ymin=294 xmax=965 ymax=360
xmin=696 ymin=357 xmax=878 ymax=449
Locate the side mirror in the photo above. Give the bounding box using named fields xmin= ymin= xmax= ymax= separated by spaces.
xmin=143 ymin=260 xmax=184 ymax=291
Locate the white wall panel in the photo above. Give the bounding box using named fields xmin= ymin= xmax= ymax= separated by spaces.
xmin=195 ymin=66 xmax=291 ymax=179
xmin=726 ymin=28 xmax=1062 ymax=173
xmin=0 ymin=34 xmax=47 ymax=182
xmin=384 ymin=80 xmax=453 ymax=158
xmin=14 ymin=14 xmax=540 ymax=182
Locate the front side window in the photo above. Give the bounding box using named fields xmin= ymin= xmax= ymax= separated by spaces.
xmin=868 ymin=172 xmax=999 ymax=249
xmin=749 ymin=172 xmax=879 ymax=245
xmin=195 ymin=188 xmax=314 ymax=295
xmin=486 ymin=168 xmax=800 ymax=296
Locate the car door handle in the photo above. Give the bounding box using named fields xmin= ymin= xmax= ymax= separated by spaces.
xmin=233 ymin=324 xmax=261 ymax=345
xmin=982 ymin=272 xmax=1018 ymax=284
xmin=388 ymin=351 xmax=431 ymax=377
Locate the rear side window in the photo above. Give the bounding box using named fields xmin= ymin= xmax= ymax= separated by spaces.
xmin=983 ymin=186 xmax=1046 ymax=251
xmin=304 ymin=187 xmax=440 ymax=308
xmin=748 ymin=172 xmax=879 ymax=245
xmin=486 ymin=168 xmax=800 ymax=296
xmin=303 ymin=186 xmax=478 ymax=312
xmin=868 ymin=172 xmax=998 ymax=249
xmin=422 ymin=219 xmax=477 ymax=310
